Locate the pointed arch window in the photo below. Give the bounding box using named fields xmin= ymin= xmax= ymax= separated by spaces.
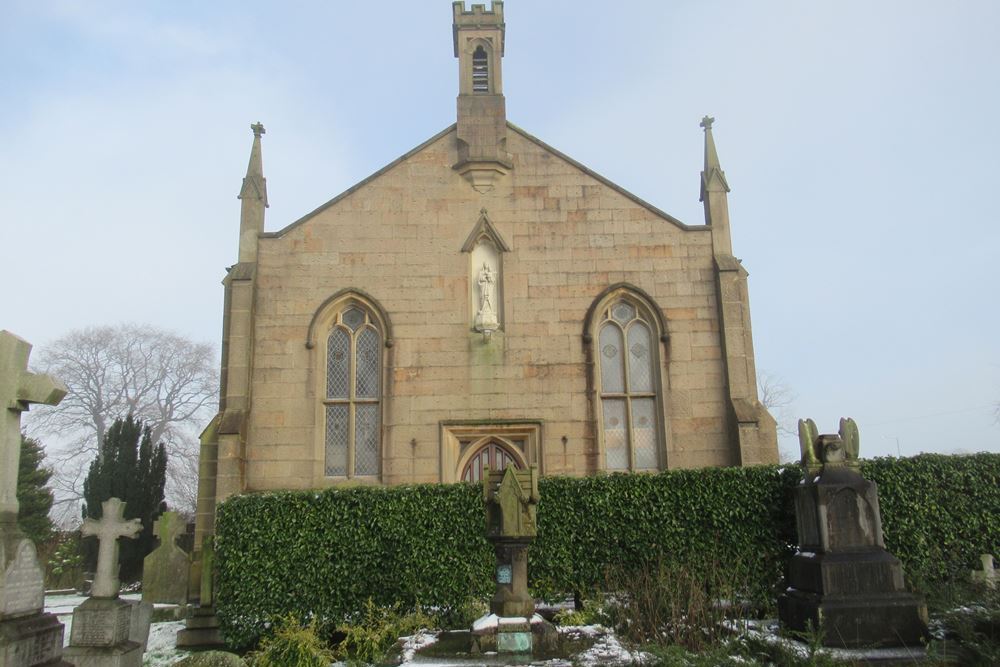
xmin=472 ymin=45 xmax=490 ymax=93
xmin=595 ymin=298 xmax=663 ymax=471
xmin=324 ymin=305 xmax=382 ymax=477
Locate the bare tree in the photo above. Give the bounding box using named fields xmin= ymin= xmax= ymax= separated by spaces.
xmin=28 ymin=324 xmax=217 ymax=521
xmin=758 ymin=370 xmax=796 ymax=432
xmin=758 ymin=370 xmax=799 ymax=463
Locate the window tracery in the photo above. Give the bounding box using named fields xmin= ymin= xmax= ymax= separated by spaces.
xmin=324 ymin=304 xmax=381 ymax=477
xmin=594 ymin=296 xmax=664 ymax=471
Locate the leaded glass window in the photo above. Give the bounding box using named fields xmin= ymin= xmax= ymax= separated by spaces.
xmin=324 ymin=305 xmax=381 ymax=477
xmin=596 ymin=298 xmax=662 ymax=471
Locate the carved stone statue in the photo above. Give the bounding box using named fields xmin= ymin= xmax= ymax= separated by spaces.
xmin=798 ymin=417 xmax=859 ymax=474
xmin=475 ymin=262 xmax=499 ymax=333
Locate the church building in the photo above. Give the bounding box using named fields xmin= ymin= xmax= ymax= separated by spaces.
xmin=193 ymin=1 xmax=777 ymax=558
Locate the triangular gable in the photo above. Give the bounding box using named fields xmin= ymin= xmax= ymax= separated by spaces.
xmin=263 ymin=121 xmax=703 ymax=239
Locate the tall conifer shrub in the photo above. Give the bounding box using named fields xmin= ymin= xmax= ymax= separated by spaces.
xmin=17 ymin=434 xmax=55 ymax=544
xmin=82 ymin=415 xmax=167 ymax=582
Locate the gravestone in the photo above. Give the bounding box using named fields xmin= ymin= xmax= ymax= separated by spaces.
xmin=471 ymin=465 xmax=555 ymax=655
xmin=971 ymin=554 xmax=996 ymax=591
xmin=778 ymin=418 xmax=928 ymax=649
xmin=174 ymin=537 xmax=223 ymax=649
xmin=64 ymin=497 xmax=148 ymax=667
xmin=141 ymin=512 xmax=190 ymax=605
xmin=0 ymin=331 xmax=71 ymax=667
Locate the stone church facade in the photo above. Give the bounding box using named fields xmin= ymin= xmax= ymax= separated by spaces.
xmin=192 ymin=1 xmax=777 ymax=564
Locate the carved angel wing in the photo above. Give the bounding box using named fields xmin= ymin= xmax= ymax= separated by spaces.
xmin=839 ymin=417 xmax=860 ymax=461
xmin=798 ymin=418 xmax=820 ymax=467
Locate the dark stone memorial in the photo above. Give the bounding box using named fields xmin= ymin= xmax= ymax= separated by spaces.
xmin=778 ymin=418 xmax=928 ymax=649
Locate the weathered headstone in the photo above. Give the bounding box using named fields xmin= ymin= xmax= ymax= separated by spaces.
xmin=471 ymin=465 xmax=555 ymax=655
xmin=778 ymin=418 xmax=928 ymax=649
xmin=971 ymin=554 xmax=996 ymax=591
xmin=141 ymin=512 xmax=190 ymax=605
xmin=64 ymin=497 xmax=148 ymax=667
xmin=0 ymin=331 xmax=71 ymax=667
xmin=175 ymin=537 xmax=223 ymax=649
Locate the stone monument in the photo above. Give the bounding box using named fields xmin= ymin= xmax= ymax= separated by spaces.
xmin=174 ymin=537 xmax=223 ymax=649
xmin=64 ymin=497 xmax=148 ymax=667
xmin=971 ymin=554 xmax=996 ymax=591
xmin=778 ymin=418 xmax=928 ymax=648
xmin=0 ymin=330 xmax=71 ymax=667
xmin=471 ymin=465 xmax=554 ymax=654
xmin=141 ymin=512 xmax=190 ymax=605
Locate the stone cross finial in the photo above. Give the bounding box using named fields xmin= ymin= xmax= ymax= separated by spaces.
xmin=81 ymin=497 xmax=142 ymax=598
xmin=972 ymin=554 xmax=997 ymax=590
xmin=251 ymin=122 xmax=265 ymax=137
xmin=1 ymin=331 xmax=67 ymax=520
xmin=700 ymin=115 xmax=715 ymax=131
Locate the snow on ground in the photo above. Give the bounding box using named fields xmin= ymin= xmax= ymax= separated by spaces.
xmin=570 ymin=633 xmax=653 ymax=667
xmin=723 ymin=619 xmax=929 ymax=663
xmin=143 ymin=621 xmax=188 ymax=667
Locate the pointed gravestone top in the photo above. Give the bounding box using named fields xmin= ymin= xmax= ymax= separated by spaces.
xmin=81 ymin=498 xmax=142 ymax=598
xmin=1 ymin=331 xmax=67 ymax=521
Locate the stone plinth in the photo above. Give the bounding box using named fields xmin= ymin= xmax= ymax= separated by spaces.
xmin=64 ymin=599 xmax=142 ymax=667
xmin=490 ymin=541 xmax=532 ymax=619
xmin=778 ymin=419 xmax=927 ymax=649
xmin=174 ymin=606 xmax=223 ymax=650
xmin=0 ymin=611 xmax=70 ymax=667
xmin=470 ymin=613 xmax=557 ymax=656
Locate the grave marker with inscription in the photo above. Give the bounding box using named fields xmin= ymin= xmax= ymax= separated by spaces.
xmin=64 ymin=498 xmax=148 ymax=667
xmin=0 ymin=331 xmax=71 ymax=667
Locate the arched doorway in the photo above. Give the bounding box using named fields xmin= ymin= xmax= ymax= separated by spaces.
xmin=461 ymin=438 xmax=523 ymax=483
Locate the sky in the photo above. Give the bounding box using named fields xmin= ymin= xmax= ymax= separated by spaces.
xmin=2 ymin=0 xmax=998 ymax=460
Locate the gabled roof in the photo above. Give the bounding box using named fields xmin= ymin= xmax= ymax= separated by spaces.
xmin=262 ymin=122 xmax=705 ymax=239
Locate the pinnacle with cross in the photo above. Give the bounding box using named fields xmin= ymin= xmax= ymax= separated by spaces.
xmin=251 ymin=122 xmax=265 ymax=137
xmin=1 ymin=331 xmax=67 ymax=523
xmin=700 ymin=115 xmax=715 ymax=131
xmin=82 ymin=497 xmax=143 ymax=598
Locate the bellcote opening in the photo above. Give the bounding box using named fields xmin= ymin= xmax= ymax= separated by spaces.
xmin=472 ymin=45 xmax=489 ymax=93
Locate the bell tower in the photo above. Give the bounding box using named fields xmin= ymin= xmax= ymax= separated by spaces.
xmin=452 ymin=1 xmax=512 ymax=192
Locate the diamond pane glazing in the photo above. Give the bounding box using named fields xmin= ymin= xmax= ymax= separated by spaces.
xmin=326 ymin=329 xmax=350 ymax=399
xmin=603 ymin=399 xmax=628 ymax=470
xmin=632 ymin=398 xmax=658 ymax=470
xmin=599 ymin=324 xmax=624 ymax=393
xmin=354 ymin=404 xmax=379 ymax=476
xmin=355 ymin=327 xmax=380 ymax=398
xmin=324 ymin=404 xmax=348 ymax=475
xmin=627 ymin=322 xmax=653 ymax=393
xmin=611 ymin=301 xmax=636 ymax=325
xmin=343 ymin=307 xmax=365 ymax=331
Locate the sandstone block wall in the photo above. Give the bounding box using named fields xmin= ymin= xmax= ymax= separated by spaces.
xmin=244 ymin=127 xmax=743 ymax=491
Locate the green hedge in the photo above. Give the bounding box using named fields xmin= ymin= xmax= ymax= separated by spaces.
xmin=215 ymin=453 xmax=1000 ymax=647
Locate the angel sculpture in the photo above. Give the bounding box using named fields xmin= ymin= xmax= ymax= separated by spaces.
xmin=798 ymin=417 xmax=860 ymax=473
